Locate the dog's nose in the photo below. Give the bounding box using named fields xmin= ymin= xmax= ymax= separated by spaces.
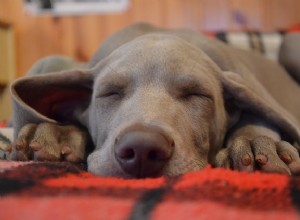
xmin=115 ymin=131 xmax=174 ymax=178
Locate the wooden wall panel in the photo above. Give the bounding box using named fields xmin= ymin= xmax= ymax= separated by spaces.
xmin=0 ymin=25 xmax=15 ymax=120
xmin=202 ymin=0 xmax=231 ymax=31
xmin=132 ymin=0 xmax=164 ymax=26
xmin=266 ymin=0 xmax=299 ymax=30
xmin=230 ymin=0 xmax=266 ymax=31
xmin=0 ymin=0 xmax=300 ymax=78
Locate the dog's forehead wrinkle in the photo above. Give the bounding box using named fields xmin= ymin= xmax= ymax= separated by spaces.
xmin=100 ymin=62 xmax=213 ymax=95
xmin=109 ymin=34 xmax=207 ymax=67
xmin=173 ymin=74 xmax=206 ymax=90
xmin=133 ymin=34 xmax=222 ymax=68
xmin=96 ymin=34 xmax=224 ymax=92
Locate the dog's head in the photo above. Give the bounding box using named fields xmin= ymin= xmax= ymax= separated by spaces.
xmin=84 ymin=34 xmax=228 ymax=177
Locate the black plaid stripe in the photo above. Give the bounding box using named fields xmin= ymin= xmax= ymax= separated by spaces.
xmin=0 ymin=162 xmax=85 ymax=196
xmin=128 ymin=176 xmax=181 ymax=220
xmin=290 ymin=177 xmax=300 ymax=213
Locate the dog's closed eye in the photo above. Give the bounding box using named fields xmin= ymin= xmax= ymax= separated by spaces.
xmin=172 ymin=75 xmax=213 ymax=102
xmin=179 ymin=89 xmax=207 ymax=100
xmin=97 ymin=85 xmax=125 ymax=100
xmin=176 ymin=83 xmax=213 ymax=102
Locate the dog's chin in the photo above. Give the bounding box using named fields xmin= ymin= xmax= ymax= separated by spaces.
xmin=87 ymin=153 xmax=205 ymax=179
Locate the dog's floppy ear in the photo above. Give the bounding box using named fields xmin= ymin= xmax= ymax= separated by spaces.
xmin=11 ymin=70 xmax=94 ymax=137
xmin=221 ymin=71 xmax=300 ymax=144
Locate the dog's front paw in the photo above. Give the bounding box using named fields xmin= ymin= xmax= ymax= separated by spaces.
xmin=7 ymin=123 xmax=88 ymax=162
xmin=214 ymin=136 xmax=300 ymax=175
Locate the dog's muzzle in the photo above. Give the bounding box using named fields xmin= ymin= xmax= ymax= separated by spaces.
xmin=114 ymin=130 xmax=174 ymax=178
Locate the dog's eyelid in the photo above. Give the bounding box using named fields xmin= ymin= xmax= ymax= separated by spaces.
xmin=181 ymin=89 xmax=213 ymax=101
xmin=177 ymin=83 xmax=213 ymax=100
xmin=96 ymin=84 xmax=125 ymax=98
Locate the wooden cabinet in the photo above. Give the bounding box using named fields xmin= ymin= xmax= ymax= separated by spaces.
xmin=0 ymin=23 xmax=15 ymax=120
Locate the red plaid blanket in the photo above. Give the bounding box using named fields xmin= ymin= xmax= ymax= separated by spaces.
xmin=0 ymin=161 xmax=299 ymax=220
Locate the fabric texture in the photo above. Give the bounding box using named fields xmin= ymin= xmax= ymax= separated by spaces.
xmin=0 ymin=128 xmax=13 ymax=159
xmin=0 ymin=160 xmax=300 ymax=220
xmin=215 ymin=31 xmax=284 ymax=61
xmin=213 ymin=27 xmax=300 ymax=61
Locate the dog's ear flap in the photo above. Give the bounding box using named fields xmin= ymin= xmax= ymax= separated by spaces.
xmin=221 ymin=71 xmax=300 ymax=143
xmin=11 ymin=70 xmax=94 ymax=136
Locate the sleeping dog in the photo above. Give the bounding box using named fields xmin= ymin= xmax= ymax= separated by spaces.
xmin=7 ymin=23 xmax=300 ymax=178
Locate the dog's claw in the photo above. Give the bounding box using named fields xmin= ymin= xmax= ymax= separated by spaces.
xmin=255 ymin=154 xmax=268 ymax=166
xmin=16 ymin=142 xmax=24 ymax=150
xmin=5 ymin=145 xmax=12 ymax=153
xmin=241 ymin=154 xmax=252 ymax=166
xmin=279 ymin=152 xmax=292 ymax=164
xmin=61 ymin=146 xmax=84 ymax=163
xmin=289 ymin=162 xmax=300 ymax=175
xmin=215 ymin=136 xmax=300 ymax=176
xmin=61 ymin=146 xmax=72 ymax=155
xmin=29 ymin=142 xmax=42 ymax=151
xmin=8 ymin=123 xmax=87 ymax=163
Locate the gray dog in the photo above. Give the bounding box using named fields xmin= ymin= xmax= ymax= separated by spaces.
xmin=7 ymin=23 xmax=300 ymax=178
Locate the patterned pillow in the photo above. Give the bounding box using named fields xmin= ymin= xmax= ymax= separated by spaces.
xmin=213 ymin=25 xmax=300 ymax=61
xmin=215 ymin=31 xmax=284 ymax=61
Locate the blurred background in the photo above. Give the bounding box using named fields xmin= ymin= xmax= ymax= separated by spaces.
xmin=0 ymin=0 xmax=300 ymax=120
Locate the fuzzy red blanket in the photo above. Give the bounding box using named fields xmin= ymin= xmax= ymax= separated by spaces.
xmin=0 ymin=161 xmax=299 ymax=220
